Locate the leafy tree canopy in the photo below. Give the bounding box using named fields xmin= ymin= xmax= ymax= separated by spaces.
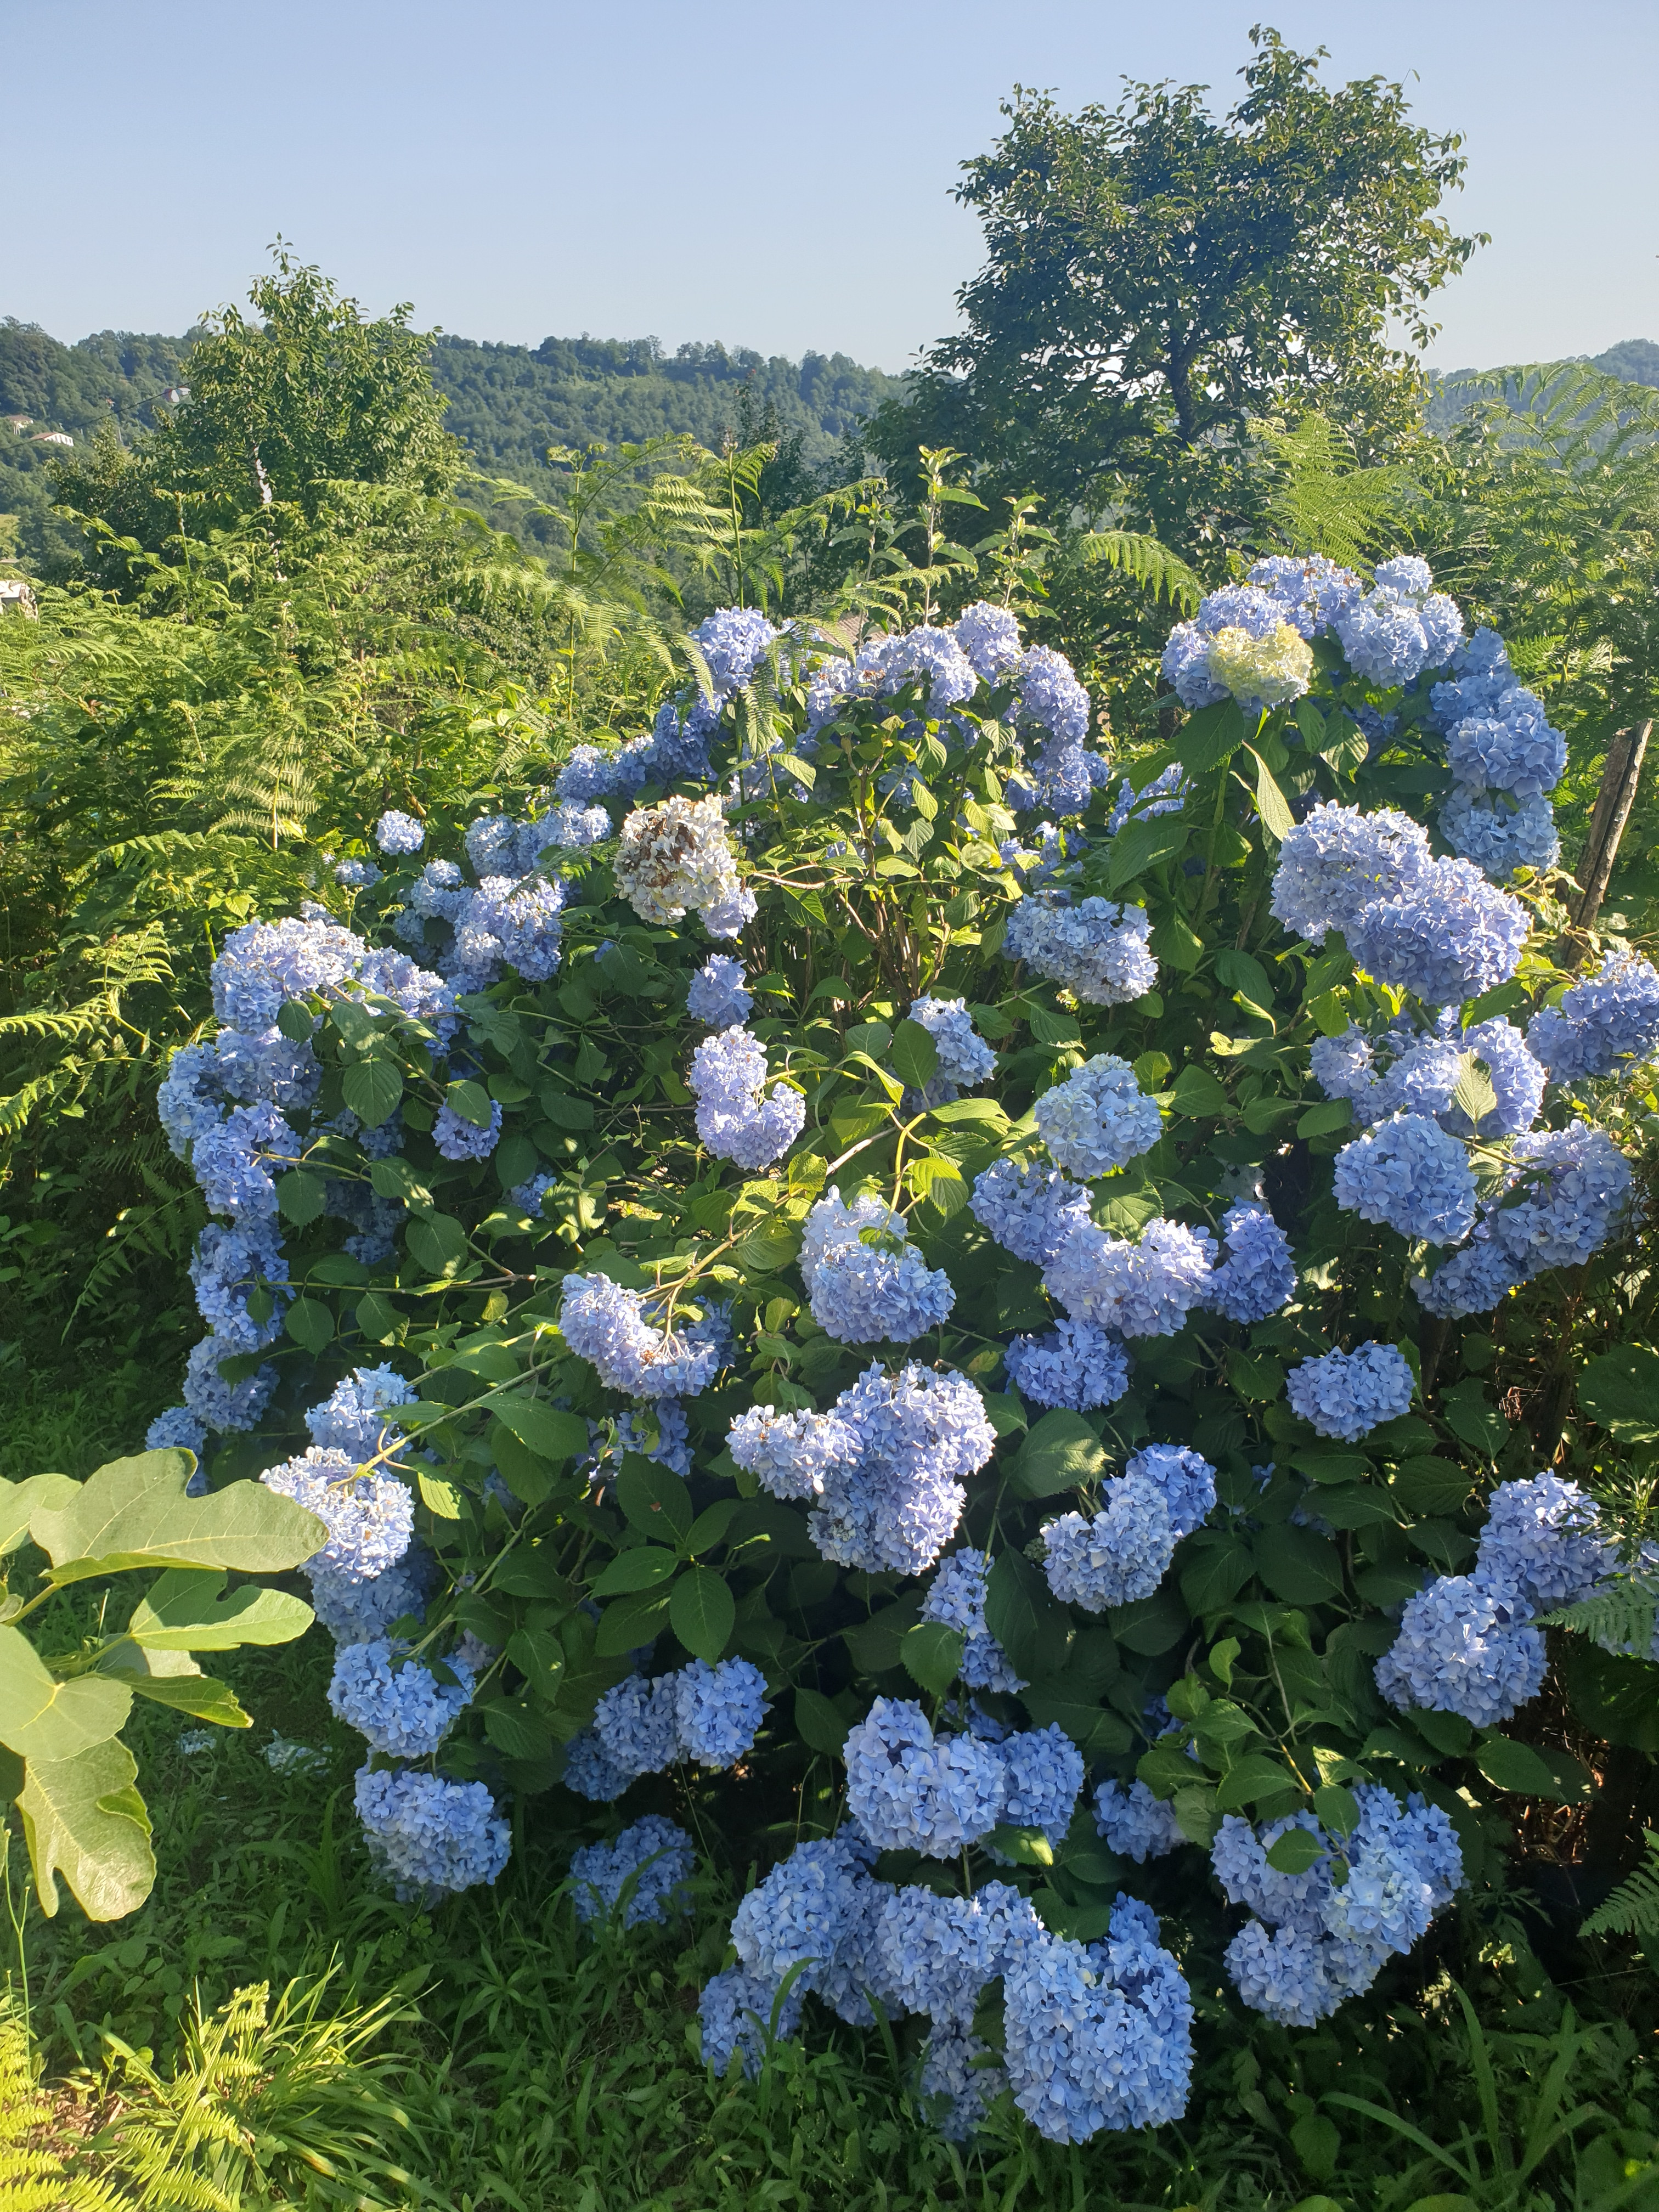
xmin=872 ymin=28 xmax=1483 ymax=524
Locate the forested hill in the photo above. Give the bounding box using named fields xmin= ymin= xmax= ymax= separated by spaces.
xmin=427 ymin=335 xmax=904 ymax=477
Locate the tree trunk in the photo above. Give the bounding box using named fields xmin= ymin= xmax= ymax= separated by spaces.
xmin=1564 ymin=721 xmax=1651 ymax=967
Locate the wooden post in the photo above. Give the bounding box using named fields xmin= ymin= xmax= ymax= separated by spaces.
xmin=1564 ymin=720 xmax=1651 ymax=968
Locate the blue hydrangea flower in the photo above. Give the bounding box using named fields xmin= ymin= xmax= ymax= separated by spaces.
xmin=510 ymin=1170 xmax=558 ymax=1222
xmin=1444 ymin=690 xmax=1566 ymax=800
xmin=952 ymin=601 xmax=1024 ymax=681
xmin=375 ymin=811 xmax=426 ymax=856
xmin=689 ymin=1026 xmax=805 ymax=1170
xmin=1332 ymin=556 xmax=1463 ymax=687
xmin=1248 ymin=554 xmax=1364 ymax=639
xmin=969 ymin=1158 xmax=1092 ymax=1267
xmin=921 ymin=2019 xmax=1008 ymax=2142
xmin=308 ymin=1545 xmax=432 ymax=1646
xmin=593 ymin=1673 xmax=680 ymax=1780
xmin=614 ymin=1397 xmax=692 ymax=1478
xmin=1429 ymin=625 xmax=1514 ymax=725
xmin=687 ymin=955 xmax=753 ymax=1028
xmin=909 ymin=997 xmax=995 ymax=1087
xmin=335 ymin=857 xmax=382 ymax=889
xmin=1041 ymin=1472 xmax=1176 ymax=1610
xmin=1012 ymin=645 xmax=1090 ymax=742
xmin=1448 ymin=1016 xmax=1548 ymax=1138
xmin=1105 ymin=763 xmax=1189 ymax=837
xmin=262 ymin=1447 xmax=414 ymax=1582
xmin=1224 ymin=1919 xmax=1338 ymax=2027
xmin=1271 ymin=802 xmax=1431 ymax=945
xmin=996 ymin=1725 xmax=1084 ymax=1847
xmin=1204 ymin=1203 xmax=1295 ymax=1323
xmin=145 ymin=1406 xmax=207 ymax=1455
xmin=1161 ymin=583 xmax=1288 ymax=711
xmin=1093 ymin=1779 xmax=1184 ymax=1863
xmin=542 ymin=802 xmax=614 ymax=848
xmin=211 ymin=916 xmax=366 ymax=1034
xmin=183 ymin=1335 xmax=277 ymax=1434
xmin=799 ymin=1187 xmax=955 ymax=1344
xmin=555 ymin=735 xmax=659 ymax=808
xmin=157 ymin=1042 xmax=229 ymax=1160
xmin=1476 ymin=1472 xmax=1615 ymax=1611
xmin=306 ymin=1365 xmax=417 ymax=1464
xmin=571 ymin=1815 xmax=695 ymax=1928
xmin=1035 ymin=1055 xmax=1162 ymax=1179
xmin=1004 ymin=1316 xmax=1131 ymax=1412
xmin=876 ymin=626 xmax=978 ymax=709
xmin=1485 ymin=1122 xmax=1633 ymax=1272
xmin=1128 ymin=1443 xmax=1217 ymax=1538
xmin=1002 ymin=1899 xmax=1194 ymax=2141
xmin=354 ymin=1764 xmax=510 ymax=1900
xmin=1044 ymin=1218 xmax=1217 ymax=1339
xmin=1376 ymin=1570 xmax=1547 ymax=1725
xmin=698 ymin=1966 xmax=804 ymax=2078
xmin=675 ymin=1657 xmax=769 ymax=1768
xmin=694 ymin=608 xmax=780 ymax=696
xmin=921 ymin=1551 xmax=1028 ymax=1692
xmin=1002 ymin=895 xmax=1158 ymax=1005
xmin=1440 ymin=787 xmax=1560 ymax=881
xmin=328 ymin=1639 xmax=473 ymax=1756
xmin=1528 ymin=950 xmax=1659 ymax=1082
xmin=726 ymin=1402 xmax=861 ymax=1501
xmin=1333 ymin=1112 xmax=1478 ymax=1244
xmin=809 ymin=1362 xmax=995 ymax=1577
xmin=191 ymin=1102 xmax=297 ymax=1224
xmin=1285 ymin=1341 xmax=1415 ymax=1441
xmin=1414 ymin=1226 xmax=1525 ymax=1319
xmin=559 ymin=1274 xmax=728 ymax=1398
xmin=188 ymin=1222 xmax=290 ymax=1352
xmin=562 ymin=1726 xmax=634 ymax=1802
xmin=730 ymin=1835 xmax=877 ymax=2002
xmin=433 ymin=1096 xmax=503 ymax=1161
xmin=844 ymin=1698 xmax=1008 ymax=1857
xmin=1350 ymin=857 xmax=1528 ymax=1006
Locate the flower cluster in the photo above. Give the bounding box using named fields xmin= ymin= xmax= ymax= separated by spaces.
xmin=1527 ymin=950 xmax=1659 ymax=1082
xmin=1161 ymin=583 xmax=1315 ymax=718
xmin=354 ymin=1765 xmax=510 ymax=1902
xmin=969 ymin=1158 xmax=1092 ymax=1267
xmin=1377 ymin=1472 xmax=1614 ymax=1724
xmin=1041 ymin=1443 xmax=1216 ymax=1610
xmin=1312 ymin=1014 xmax=1545 ymax=1139
xmin=1003 ymin=1315 xmax=1131 ymax=1412
xmin=1203 ymin=1204 xmax=1296 ymax=1324
xmin=1428 ymin=628 xmax=1566 ymax=881
xmin=1034 ymin=1054 xmax=1162 ymax=1179
xmin=798 ymin=1188 xmax=955 ymax=1344
xmin=327 ymin=1639 xmax=473 ymax=1756
xmin=1348 ymin=856 xmax=1528 ymax=1006
xmin=687 ymin=954 xmax=753 ymax=1028
xmin=1285 ymin=1341 xmax=1415 ymax=1441
xmin=726 ymin=1402 xmax=861 ymax=1500
xmin=375 ymin=809 xmax=425 ymax=856
xmin=1271 ymin=803 xmax=1431 ymax=946
xmin=920 ymin=1550 xmax=1026 ymax=1692
xmin=1332 ymin=1113 xmax=1478 ymax=1245
xmin=908 ymin=996 xmax=995 ymax=1087
xmin=688 ymin=1026 xmax=805 ymax=1170
xmin=952 ymin=601 xmax=1023 ymax=682
xmin=1002 ymin=895 xmax=1158 ymax=1005
xmin=614 ymin=794 xmax=753 ymax=936
xmin=1044 ymin=1217 xmax=1218 ymax=1339
xmin=1093 ymin=1779 xmax=1185 ymax=1863
xmin=560 ymin=1274 xmax=730 ymax=1398
xmin=1331 ymin=556 xmax=1463 ymax=688
xmin=808 ymin=1362 xmax=996 ymax=1576
xmin=577 ymin=1657 xmax=769 ymax=1794
xmin=1417 ymin=1121 xmax=1634 ymax=1317
xmin=1216 ymin=1785 xmax=1463 ymax=2026
xmin=571 ymin=1816 xmax=696 ymax=1928
xmin=845 ymin=1698 xmax=1008 ymax=1855
xmin=1105 ymin=761 xmax=1189 ymax=837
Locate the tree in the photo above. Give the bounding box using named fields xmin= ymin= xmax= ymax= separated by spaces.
xmin=872 ymin=29 xmax=1482 ymax=527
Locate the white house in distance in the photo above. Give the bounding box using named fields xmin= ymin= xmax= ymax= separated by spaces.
xmin=30 ymin=431 xmax=73 ymax=448
xmin=3 ymin=414 xmax=32 ymax=431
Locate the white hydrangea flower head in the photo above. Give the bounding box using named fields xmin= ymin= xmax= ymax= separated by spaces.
xmin=614 ymin=794 xmax=744 ymax=928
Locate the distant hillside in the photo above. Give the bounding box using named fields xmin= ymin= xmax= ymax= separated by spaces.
xmin=0 ymin=314 xmax=902 ymax=572
xmin=1425 ymin=337 xmax=1659 ymax=431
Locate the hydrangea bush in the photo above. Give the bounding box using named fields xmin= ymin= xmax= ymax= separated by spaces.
xmin=137 ymin=575 xmax=1659 ymax=2143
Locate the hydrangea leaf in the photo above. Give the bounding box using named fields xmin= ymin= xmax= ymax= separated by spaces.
xmin=985 ymin=1550 xmax=1071 ymax=1678
xmin=30 ymin=1453 xmax=325 ymax=1582
xmin=341 ymin=1056 xmax=404 ymax=1129
xmin=0 ymin=1628 xmax=132 ymax=1761
xmin=590 ymin=1547 xmax=680 ymax=1598
xmin=670 ymin=1568 xmax=735 ymax=1664
xmin=1252 ymin=1526 xmax=1345 ymax=1606
xmin=617 ymin=1455 xmax=694 ymax=1542
xmin=890 ymin=1020 xmax=939 ymax=1089
xmin=1106 ymin=814 xmax=1189 ymax=893
xmin=1474 ymin=1735 xmax=1592 ymax=1802
xmin=901 ymin=1621 xmax=964 ymax=1695
xmin=490 ymin=1397 xmax=588 ymax=1465
xmin=1577 ymin=1346 xmax=1659 ymax=1445
xmin=1212 ymin=1753 xmax=1302 ymax=1812
xmin=1010 ymin=1410 xmax=1107 ymax=1499
xmin=126 ymin=1567 xmax=313 ymax=1650
xmin=14 ymin=1737 xmax=155 ymax=1921
xmin=1263 ymin=1825 xmax=1327 ymax=1875
xmin=794 ymin=1688 xmax=851 ymax=1759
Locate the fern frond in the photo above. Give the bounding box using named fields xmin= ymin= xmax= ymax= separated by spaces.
xmin=1582 ymin=1831 xmax=1659 ymax=1939
xmin=1539 ymin=1583 xmax=1658 ymax=1654
xmin=0 ymin=1073 xmax=69 ymax=1139
xmin=1077 ymin=528 xmax=1203 ymax=610
xmin=1251 ymin=413 xmax=1419 ymax=568
xmin=0 ymin=1995 xmax=131 ymax=2210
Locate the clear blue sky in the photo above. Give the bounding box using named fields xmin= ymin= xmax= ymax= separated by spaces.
xmin=6 ymin=0 xmax=1656 ymax=375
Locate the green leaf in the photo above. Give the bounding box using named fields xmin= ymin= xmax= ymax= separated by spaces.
xmin=1180 ymin=1532 xmax=1256 ymax=1615
xmin=276 ymin=1169 xmax=328 ymax=1227
xmin=686 ymin=1500 xmax=740 ymax=1555
xmin=1474 ymin=1736 xmax=1593 ymax=1802
xmin=1244 ymin=747 xmax=1296 ymax=841
xmin=417 ymin=1470 xmax=463 ymax=1519
xmin=1296 ymin=1099 xmax=1352 ymax=1137
xmin=1438 ymin=1381 xmax=1509 ymax=1458
xmin=490 ymin=1396 xmax=588 ymax=1464
xmin=1169 ymin=1064 xmax=1230 ymax=1118
xmin=126 ymin=1568 xmax=313 ymax=1651
xmin=1451 ymin=1051 xmax=1499 ymax=1130
xmin=341 ymin=1056 xmax=404 ymax=1129
xmin=985 ymin=1824 xmax=1054 ymax=1868
xmin=481 ymin=1701 xmax=552 ymax=1761
xmin=890 ymin=1019 xmax=939 ymax=1089
xmin=539 ymin=1090 xmax=595 ymax=1130
xmin=355 ymin=1292 xmax=400 ymax=1344
xmin=617 ymin=1455 xmax=694 ymax=1543
xmin=447 ymin=1077 xmax=495 ymax=1128
xmin=0 ymin=1474 xmax=80 ymax=1555
xmin=670 ymin=1567 xmax=735 ymax=1663
xmin=902 ymin=1621 xmax=965 ymax=1694
xmin=594 ymin=1588 xmax=673 ymax=1658
xmin=1391 ymin=1457 xmax=1471 ymax=1515
xmin=1253 ymin=1526 xmax=1345 ymax=1606
xmin=125 ymin=1675 xmax=250 ymax=1726
xmin=276 ymin=998 xmax=315 ymax=1043
xmin=985 ymin=1550 xmax=1071 ymax=1679
xmin=1028 ymin=1004 xmax=1083 ymax=1047
xmin=1578 ymin=1345 xmax=1659 ymax=1444
xmin=31 ymin=1453 xmax=325 ymax=1582
xmin=1107 ymin=814 xmax=1188 ymax=891
xmin=735 ymin=1220 xmax=801 ymax=1274
xmin=591 ymin=1547 xmax=680 ymax=1597
xmin=1173 ymin=699 xmax=1246 ymax=775
xmin=1011 ymin=1410 xmax=1107 ymax=1498
xmin=0 ymin=1627 xmax=132 ymax=1760
xmin=504 ymin=1629 xmax=565 ymax=1696
xmin=1214 ymin=1754 xmax=1304 ymax=1812
xmin=1265 ymin=1826 xmax=1328 ymax=1875
xmin=407 ymin=1213 xmax=469 ymax=1276
xmin=845 ymin=1020 xmax=893 ymax=1060
xmin=1313 ymin=1783 xmax=1361 ymax=1836
xmin=1109 ymin=1586 xmax=1190 ymax=1654
xmin=15 ymin=1737 xmax=155 ymax=1921
xmin=1292 ymin=1450 xmax=1372 ymax=1487
xmin=284 ymin=1296 xmax=334 ymax=1354
xmin=1227 ymin=1350 xmax=1285 ymax=1403
xmin=794 ymin=1688 xmax=851 ymax=1759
